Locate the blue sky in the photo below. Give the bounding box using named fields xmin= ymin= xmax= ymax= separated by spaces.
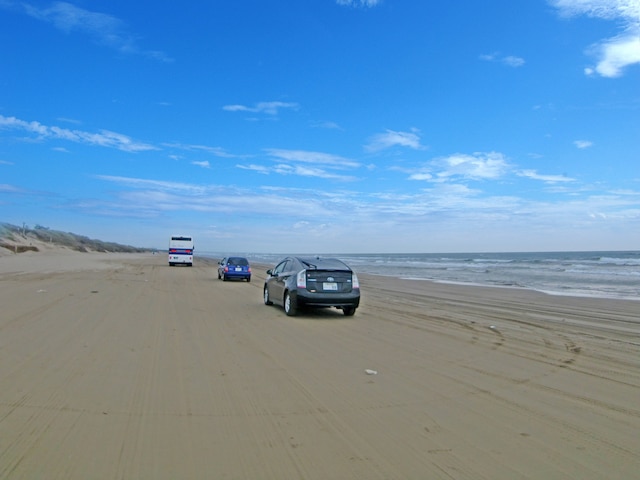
xmin=1 ymin=0 xmax=639 ymax=253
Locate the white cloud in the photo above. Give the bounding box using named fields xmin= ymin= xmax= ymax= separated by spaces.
xmin=0 ymin=115 xmax=157 ymax=152
xmin=550 ymin=0 xmax=640 ymax=77
xmin=17 ymin=1 xmax=172 ymax=61
xmin=236 ymin=162 xmax=357 ymax=181
xmin=402 ymin=151 xmax=512 ymax=182
xmin=574 ymin=139 xmax=594 ymax=148
xmin=365 ymin=129 xmax=425 ymax=152
xmin=94 ymin=175 xmax=208 ymax=194
xmin=265 ymin=148 xmax=360 ymax=168
xmin=236 ymin=148 xmax=360 ymax=180
xmin=480 ymin=52 xmax=525 ymax=67
xmin=517 ymin=169 xmax=576 ymax=183
xmin=503 ymin=55 xmax=526 ymax=67
xmin=236 ymin=164 xmax=270 ymax=174
xmin=589 ymin=34 xmax=640 ymax=77
xmin=435 ymin=152 xmax=511 ymax=180
xmin=90 ymin=175 xmax=337 ymax=218
xmin=191 ymin=161 xmax=210 ymax=169
xmin=336 ymin=0 xmax=381 ymax=7
xmin=272 ymin=163 xmax=357 ymax=180
xmin=164 ymin=142 xmax=239 ymax=158
xmin=222 ymin=101 xmax=299 ymax=115
xmin=311 ymin=120 xmax=342 ymax=130
xmin=408 ymin=172 xmax=433 ymax=181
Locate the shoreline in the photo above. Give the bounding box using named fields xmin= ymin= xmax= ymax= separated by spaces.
xmin=396 ymin=274 xmax=640 ymax=302
xmin=202 ymin=251 xmax=640 ymax=303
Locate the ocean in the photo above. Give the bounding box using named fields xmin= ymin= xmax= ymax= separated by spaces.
xmin=206 ymin=251 xmax=640 ymax=301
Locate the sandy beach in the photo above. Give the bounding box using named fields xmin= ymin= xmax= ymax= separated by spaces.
xmin=0 ymin=249 xmax=638 ymax=479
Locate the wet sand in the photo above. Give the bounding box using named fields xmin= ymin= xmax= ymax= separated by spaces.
xmin=1 ymin=250 xmax=638 ymax=479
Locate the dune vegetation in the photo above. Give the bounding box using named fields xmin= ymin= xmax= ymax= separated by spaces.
xmin=0 ymin=222 xmax=149 ymax=254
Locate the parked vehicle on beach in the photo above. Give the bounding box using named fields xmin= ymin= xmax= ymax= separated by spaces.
xmin=168 ymin=235 xmax=193 ymax=266
xmin=263 ymin=256 xmax=360 ymax=316
xmin=218 ymin=257 xmax=251 ymax=282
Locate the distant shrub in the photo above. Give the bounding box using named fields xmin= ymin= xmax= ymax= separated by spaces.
xmin=0 ymin=243 xmax=39 ymax=253
xmin=0 ymin=222 xmax=150 ymax=253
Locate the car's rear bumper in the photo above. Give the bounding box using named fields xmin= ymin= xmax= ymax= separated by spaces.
xmin=223 ymin=271 xmax=251 ymax=278
xmin=294 ymin=290 xmax=360 ymax=308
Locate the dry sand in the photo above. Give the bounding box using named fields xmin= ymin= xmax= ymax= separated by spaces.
xmin=0 ymin=249 xmax=638 ymax=479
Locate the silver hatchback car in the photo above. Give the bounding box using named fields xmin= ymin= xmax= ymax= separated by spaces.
xmin=263 ymin=256 xmax=360 ymax=316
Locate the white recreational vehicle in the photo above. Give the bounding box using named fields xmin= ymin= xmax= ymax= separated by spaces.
xmin=168 ymin=235 xmax=194 ymax=266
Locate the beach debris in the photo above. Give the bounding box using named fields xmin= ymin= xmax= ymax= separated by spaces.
xmin=365 ymin=369 xmax=378 ymax=375
xmin=37 ymin=289 xmax=47 ymax=293
xmin=489 ymin=325 xmax=496 ymax=329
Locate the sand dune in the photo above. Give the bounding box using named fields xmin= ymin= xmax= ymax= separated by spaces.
xmin=1 ymin=250 xmax=638 ymax=479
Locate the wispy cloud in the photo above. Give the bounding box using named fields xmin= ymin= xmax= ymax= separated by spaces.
xmin=503 ymin=55 xmax=526 ymax=67
xmin=365 ymin=129 xmax=425 ymax=152
xmin=0 ymin=115 xmax=157 ymax=152
xmin=550 ymin=0 xmax=640 ymax=77
xmin=0 ymin=183 xmax=24 ymax=193
xmin=236 ymin=149 xmax=360 ymax=180
xmin=94 ymin=175 xmax=208 ymax=194
xmin=265 ymin=149 xmax=360 ymax=168
xmin=336 ymin=0 xmax=382 ymax=7
xmin=90 ymin=174 xmax=336 ymax=217
xmin=574 ymin=139 xmax=594 ymax=148
xmin=222 ymin=101 xmax=299 ymax=115
xmin=271 ymin=164 xmax=357 ymax=180
xmin=163 ymin=142 xmax=241 ymax=158
xmin=517 ymin=169 xmax=575 ymax=183
xmin=6 ymin=1 xmax=172 ymax=61
xmin=311 ymin=120 xmax=342 ymax=130
xmin=480 ymin=52 xmax=526 ymax=67
xmin=83 ymin=172 xmax=636 ymax=252
xmin=191 ymin=161 xmax=210 ymax=169
xmin=237 ymin=164 xmax=270 ymax=175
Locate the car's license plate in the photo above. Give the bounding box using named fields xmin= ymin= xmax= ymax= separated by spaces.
xmin=323 ymin=282 xmax=338 ymax=291
xmin=235 ymin=267 xmax=242 ymax=271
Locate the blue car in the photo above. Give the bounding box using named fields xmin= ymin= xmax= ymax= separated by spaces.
xmin=218 ymin=257 xmax=251 ymax=282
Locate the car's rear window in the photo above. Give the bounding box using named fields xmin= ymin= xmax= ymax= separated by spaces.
xmin=228 ymin=257 xmax=249 ymax=266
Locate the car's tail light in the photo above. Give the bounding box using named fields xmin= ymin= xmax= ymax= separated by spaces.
xmin=352 ymin=273 xmax=360 ymax=289
xmin=297 ymin=270 xmax=307 ymax=289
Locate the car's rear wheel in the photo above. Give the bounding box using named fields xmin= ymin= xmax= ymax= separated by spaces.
xmin=246 ymin=277 xmax=251 ymax=283
xmin=343 ymin=306 xmax=356 ymax=316
xmin=263 ymin=286 xmax=273 ymax=305
xmin=284 ymin=291 xmax=297 ymax=316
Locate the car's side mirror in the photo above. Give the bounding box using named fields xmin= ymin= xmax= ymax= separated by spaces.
xmin=266 ymin=269 xmax=272 ymax=275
